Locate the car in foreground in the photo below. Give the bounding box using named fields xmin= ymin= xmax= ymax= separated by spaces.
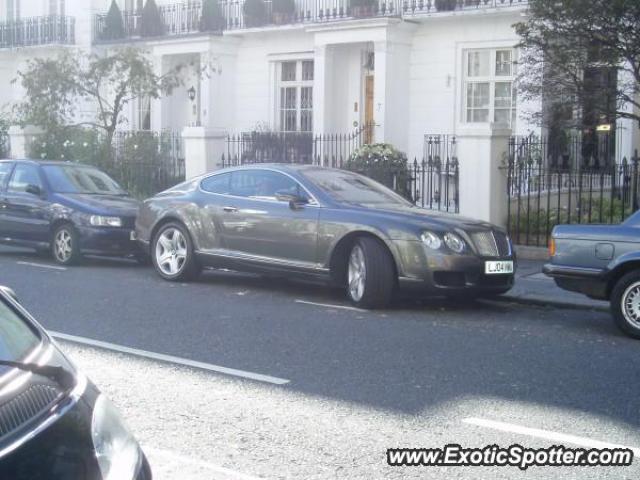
xmin=0 ymin=286 xmax=151 ymax=479
xmin=0 ymin=159 xmax=141 ymax=265
xmin=136 ymin=165 xmax=514 ymax=308
xmin=544 ymin=211 xmax=640 ymax=338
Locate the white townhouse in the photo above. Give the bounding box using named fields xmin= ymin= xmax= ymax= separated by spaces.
xmin=0 ymin=0 xmax=638 ymax=224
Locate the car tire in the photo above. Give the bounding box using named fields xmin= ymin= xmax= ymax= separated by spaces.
xmin=51 ymin=224 xmax=82 ymax=266
xmin=345 ymin=237 xmax=395 ymax=309
xmin=152 ymin=222 xmax=201 ymax=282
xmin=610 ymin=271 xmax=640 ymax=339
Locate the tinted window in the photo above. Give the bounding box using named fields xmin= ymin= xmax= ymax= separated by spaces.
xmin=201 ymin=173 xmax=231 ymax=195
xmin=8 ymin=164 xmax=43 ymax=193
xmin=231 ymin=170 xmax=307 ymax=201
xmin=0 ymin=299 xmax=40 ymax=364
xmin=43 ymin=165 xmax=125 ymax=195
xmin=0 ymin=162 xmax=13 ymax=189
xmin=303 ymin=169 xmax=410 ymax=206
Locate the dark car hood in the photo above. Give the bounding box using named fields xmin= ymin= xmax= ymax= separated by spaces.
xmin=553 ymin=223 xmax=640 ymax=243
xmin=53 ymin=193 xmax=140 ymax=217
xmin=348 ymin=203 xmax=500 ymax=231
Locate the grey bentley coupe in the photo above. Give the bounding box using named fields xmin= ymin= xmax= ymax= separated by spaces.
xmin=544 ymin=211 xmax=640 ymax=339
xmin=135 ymin=165 xmax=515 ymax=308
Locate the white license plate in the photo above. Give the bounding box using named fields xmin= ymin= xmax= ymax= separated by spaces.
xmin=485 ymin=260 xmax=514 ymax=275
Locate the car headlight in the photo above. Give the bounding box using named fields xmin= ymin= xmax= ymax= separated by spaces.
xmin=420 ymin=231 xmax=442 ymax=250
xmin=91 ymin=395 xmax=141 ymax=480
xmin=444 ymin=232 xmax=465 ymax=253
xmin=90 ymin=215 xmax=122 ymax=227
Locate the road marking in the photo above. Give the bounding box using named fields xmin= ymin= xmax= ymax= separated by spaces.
xmin=51 ymin=332 xmax=290 ymax=385
xmin=463 ymin=417 xmax=640 ymax=455
xmin=144 ymin=446 xmax=263 ymax=480
xmin=295 ymin=299 xmax=368 ymax=313
xmin=17 ymin=261 xmax=66 ymax=271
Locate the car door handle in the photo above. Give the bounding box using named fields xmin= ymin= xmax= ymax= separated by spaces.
xmin=223 ymin=206 xmax=238 ymax=213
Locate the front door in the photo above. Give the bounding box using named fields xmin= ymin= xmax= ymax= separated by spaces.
xmin=221 ymin=169 xmax=319 ymax=268
xmin=364 ymin=75 xmax=374 ymax=144
xmin=3 ymin=163 xmax=50 ymax=243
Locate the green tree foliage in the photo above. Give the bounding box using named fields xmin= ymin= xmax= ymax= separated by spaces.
xmin=514 ymin=0 xmax=640 ymax=128
xmin=104 ymin=0 xmax=125 ymax=40
xmin=200 ymin=0 xmax=225 ymax=31
xmin=242 ymin=0 xmax=267 ymax=27
xmin=140 ymin=0 xmax=165 ymax=37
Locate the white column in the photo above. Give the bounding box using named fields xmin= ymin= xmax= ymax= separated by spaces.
xmin=456 ymin=124 xmax=511 ymax=226
xmin=313 ymin=44 xmax=334 ymax=165
xmin=373 ymin=40 xmax=387 ymax=143
xmin=182 ymin=126 xmax=228 ymax=178
xmin=8 ymin=126 xmax=43 ymax=159
xmin=150 ymin=55 xmax=164 ymax=131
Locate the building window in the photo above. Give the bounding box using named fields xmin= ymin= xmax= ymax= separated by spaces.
xmin=463 ymin=48 xmax=516 ymax=126
xmin=136 ymin=96 xmax=151 ymax=130
xmin=277 ymin=60 xmax=314 ymax=133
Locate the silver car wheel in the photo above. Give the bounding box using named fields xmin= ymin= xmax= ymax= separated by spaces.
xmin=622 ymin=281 xmax=640 ymax=328
xmin=53 ymin=229 xmax=73 ymax=263
xmin=155 ymin=228 xmax=188 ymax=276
xmin=348 ymin=245 xmax=367 ymax=302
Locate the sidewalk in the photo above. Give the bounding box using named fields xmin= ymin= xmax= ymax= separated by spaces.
xmin=504 ymin=259 xmax=609 ymax=312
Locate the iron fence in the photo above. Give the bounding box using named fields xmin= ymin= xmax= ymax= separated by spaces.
xmin=222 ymin=123 xmax=374 ymax=168
xmin=0 ymin=15 xmax=75 ymax=48
xmin=104 ymin=131 xmax=185 ymax=199
xmin=505 ymin=135 xmax=640 ymax=246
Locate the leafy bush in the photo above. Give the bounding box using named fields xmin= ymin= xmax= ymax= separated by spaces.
xmin=272 ymin=0 xmax=295 ymax=14
xmin=27 ymin=127 xmax=110 ymax=166
xmin=242 ymin=0 xmax=268 ymax=27
xmin=104 ymin=0 xmax=125 ymax=40
xmin=346 ymin=143 xmax=412 ymax=200
xmin=435 ymin=0 xmax=456 ymax=10
xmin=200 ymin=0 xmax=225 ymax=31
xmin=0 ymin=118 xmax=9 ymax=158
xmin=140 ymin=0 xmax=165 ymax=37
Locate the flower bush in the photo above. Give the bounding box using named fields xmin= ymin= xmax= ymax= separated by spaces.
xmin=346 ymin=143 xmax=412 ymax=200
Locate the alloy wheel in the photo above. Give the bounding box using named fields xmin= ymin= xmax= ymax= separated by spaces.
xmin=155 ymin=227 xmax=188 ymax=276
xmin=348 ymin=245 xmax=367 ymax=302
xmin=54 ymin=229 xmax=73 ymax=263
xmin=622 ymin=281 xmax=640 ymax=328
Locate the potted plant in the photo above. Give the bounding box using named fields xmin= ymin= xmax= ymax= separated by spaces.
xmin=272 ymin=0 xmax=296 ymax=24
xmin=242 ymin=0 xmax=268 ymax=27
xmin=140 ymin=0 xmax=165 ymax=37
xmin=103 ymin=0 xmax=125 ymax=40
xmin=435 ymin=0 xmax=456 ymax=11
xmin=200 ymin=0 xmax=226 ymax=31
xmin=350 ymin=0 xmax=377 ymax=18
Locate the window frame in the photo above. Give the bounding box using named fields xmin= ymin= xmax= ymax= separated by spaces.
xmin=276 ymin=60 xmax=314 ymax=133
xmin=462 ymin=48 xmax=517 ymax=127
xmin=7 ymin=163 xmax=44 ymax=194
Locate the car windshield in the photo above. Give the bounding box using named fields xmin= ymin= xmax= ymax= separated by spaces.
xmin=0 ymin=299 xmax=41 ymax=366
xmin=303 ymin=169 xmax=412 ymax=207
xmin=43 ymin=165 xmax=126 ymax=195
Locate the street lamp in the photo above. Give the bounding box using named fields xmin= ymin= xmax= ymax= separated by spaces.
xmin=187 ymin=86 xmax=196 ymax=102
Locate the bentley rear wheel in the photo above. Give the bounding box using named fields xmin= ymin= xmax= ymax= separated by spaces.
xmin=611 ymin=271 xmax=640 ymax=339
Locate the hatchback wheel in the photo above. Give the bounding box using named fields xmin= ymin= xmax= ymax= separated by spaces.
xmin=152 ymin=222 xmax=200 ymax=281
xmin=346 ymin=237 xmax=395 ymax=309
xmin=611 ymin=271 xmax=640 ymax=339
xmin=51 ymin=224 xmax=82 ymax=265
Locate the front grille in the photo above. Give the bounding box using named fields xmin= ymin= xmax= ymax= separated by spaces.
xmin=471 ymin=231 xmax=511 ymax=257
xmin=0 ymin=383 xmax=62 ymax=438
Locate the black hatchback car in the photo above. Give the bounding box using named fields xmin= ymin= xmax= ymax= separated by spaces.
xmin=0 ymin=160 xmax=140 ymax=265
xmin=0 ymin=286 xmax=151 ymax=479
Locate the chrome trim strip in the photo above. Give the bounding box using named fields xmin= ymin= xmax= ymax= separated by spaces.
xmin=196 ymin=249 xmax=328 ymax=272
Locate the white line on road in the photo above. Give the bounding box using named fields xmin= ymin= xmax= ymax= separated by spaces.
xmin=16 ymin=261 xmax=67 ymax=271
xmin=463 ymin=417 xmax=640 ymax=455
xmin=144 ymin=446 xmax=264 ymax=480
xmin=294 ymin=299 xmax=368 ymax=313
xmin=51 ymin=332 xmax=290 ymax=385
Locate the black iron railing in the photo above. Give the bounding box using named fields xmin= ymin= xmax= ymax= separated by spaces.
xmin=0 ymin=15 xmax=75 ymax=48
xmin=106 ymin=131 xmax=186 ymax=198
xmin=94 ymin=1 xmax=221 ymax=42
xmin=505 ymin=135 xmax=639 ymax=246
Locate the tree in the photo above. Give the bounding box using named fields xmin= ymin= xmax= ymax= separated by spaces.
xmin=13 ymin=47 xmax=185 ymax=153
xmin=140 ymin=0 xmax=165 ymax=37
xmin=200 ymin=0 xmax=225 ymax=32
xmin=104 ymin=0 xmax=125 ymax=40
xmin=514 ymin=0 xmax=640 ymax=129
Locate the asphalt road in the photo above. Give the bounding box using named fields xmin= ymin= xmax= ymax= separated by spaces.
xmin=0 ymin=246 xmax=639 ymax=479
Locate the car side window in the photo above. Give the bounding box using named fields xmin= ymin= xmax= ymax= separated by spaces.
xmin=0 ymin=163 xmax=14 ymax=190
xmin=201 ymin=173 xmax=232 ymax=195
xmin=8 ymin=164 xmax=43 ymax=193
xmin=230 ymin=170 xmax=309 ymax=201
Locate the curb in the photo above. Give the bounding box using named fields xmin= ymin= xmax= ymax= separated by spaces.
xmin=498 ymin=294 xmax=610 ymax=313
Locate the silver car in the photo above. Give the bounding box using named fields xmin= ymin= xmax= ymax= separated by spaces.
xmin=135 ymin=165 xmax=515 ymax=308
